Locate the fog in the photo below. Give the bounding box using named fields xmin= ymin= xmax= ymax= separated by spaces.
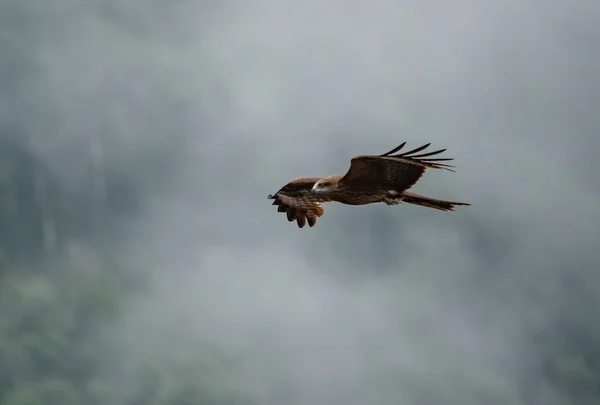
xmin=3 ymin=0 xmax=600 ymax=404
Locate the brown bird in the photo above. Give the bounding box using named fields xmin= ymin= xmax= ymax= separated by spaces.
xmin=267 ymin=142 xmax=470 ymax=228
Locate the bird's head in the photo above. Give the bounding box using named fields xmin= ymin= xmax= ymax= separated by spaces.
xmin=311 ymin=178 xmax=335 ymax=194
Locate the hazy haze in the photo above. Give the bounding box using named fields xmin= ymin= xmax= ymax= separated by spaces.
xmin=3 ymin=0 xmax=600 ymax=404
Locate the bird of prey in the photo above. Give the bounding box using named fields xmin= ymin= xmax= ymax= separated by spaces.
xmin=267 ymin=141 xmax=470 ymax=228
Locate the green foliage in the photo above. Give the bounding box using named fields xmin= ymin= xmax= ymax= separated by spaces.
xmin=0 ymin=263 xmax=251 ymax=405
xmin=0 ymin=141 xmax=45 ymax=262
xmin=0 ymin=139 xmax=252 ymax=405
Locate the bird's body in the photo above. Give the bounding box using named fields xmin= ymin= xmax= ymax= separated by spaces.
xmin=268 ymin=142 xmax=470 ymax=228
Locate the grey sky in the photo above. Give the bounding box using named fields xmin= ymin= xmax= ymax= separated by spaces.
xmin=3 ymin=0 xmax=600 ymax=404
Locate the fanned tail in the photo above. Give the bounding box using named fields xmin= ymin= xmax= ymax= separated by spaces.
xmin=401 ymin=191 xmax=470 ymax=212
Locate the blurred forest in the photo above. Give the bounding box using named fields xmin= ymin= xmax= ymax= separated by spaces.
xmin=0 ymin=137 xmax=251 ymax=405
xmin=2 ymin=1 xmax=599 ymax=403
xmin=1 ymin=136 xmax=599 ymax=405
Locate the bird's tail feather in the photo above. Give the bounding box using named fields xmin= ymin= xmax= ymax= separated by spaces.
xmin=401 ymin=191 xmax=470 ymax=212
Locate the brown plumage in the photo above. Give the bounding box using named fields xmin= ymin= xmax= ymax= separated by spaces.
xmin=268 ymin=142 xmax=470 ymax=228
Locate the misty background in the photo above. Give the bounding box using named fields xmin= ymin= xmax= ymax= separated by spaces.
xmin=1 ymin=0 xmax=600 ymax=404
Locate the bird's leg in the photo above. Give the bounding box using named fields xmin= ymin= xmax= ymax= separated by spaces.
xmin=383 ymin=192 xmax=404 ymax=206
xmin=383 ymin=198 xmax=403 ymax=206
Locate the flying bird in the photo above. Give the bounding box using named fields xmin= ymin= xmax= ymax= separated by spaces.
xmin=267 ymin=141 xmax=470 ymax=228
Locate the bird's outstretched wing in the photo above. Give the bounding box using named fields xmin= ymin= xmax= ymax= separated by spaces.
xmin=339 ymin=142 xmax=455 ymax=192
xmin=268 ymin=177 xmax=330 ymax=228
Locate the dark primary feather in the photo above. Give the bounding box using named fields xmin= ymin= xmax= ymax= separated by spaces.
xmin=378 ymin=142 xmax=456 ymax=171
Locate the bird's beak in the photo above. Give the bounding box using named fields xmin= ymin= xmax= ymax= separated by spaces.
xmin=267 ymin=194 xmax=274 ymax=199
